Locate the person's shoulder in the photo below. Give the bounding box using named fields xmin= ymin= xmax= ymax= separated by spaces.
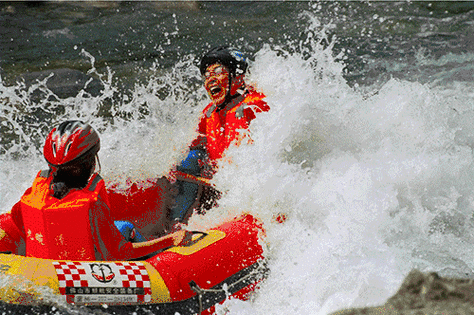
xmin=203 ymin=101 xmax=214 ymax=112
xmin=38 ymin=169 xmax=50 ymax=178
xmin=203 ymin=102 xmax=217 ymax=118
xmin=245 ymin=85 xmax=265 ymax=97
xmin=87 ymin=173 xmax=106 ymax=192
xmin=242 ymin=86 xmax=269 ymax=112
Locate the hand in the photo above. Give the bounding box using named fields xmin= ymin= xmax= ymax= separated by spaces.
xmin=171 ymin=230 xmax=193 ymax=246
xmin=132 ymin=230 xmax=193 ymax=251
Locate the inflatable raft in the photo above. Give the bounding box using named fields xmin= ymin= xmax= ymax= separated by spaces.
xmin=0 ymin=214 xmax=267 ymax=314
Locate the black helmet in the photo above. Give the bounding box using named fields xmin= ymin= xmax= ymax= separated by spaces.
xmin=199 ymin=46 xmax=248 ymax=77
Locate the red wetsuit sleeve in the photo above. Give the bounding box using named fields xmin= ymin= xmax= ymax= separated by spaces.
xmin=89 ymin=193 xmax=130 ymax=261
xmin=190 ymin=135 xmax=206 ymax=150
xmin=243 ymin=95 xmax=270 ymax=122
xmin=0 ymin=201 xmax=26 ymax=255
xmin=253 ymin=96 xmax=270 ymax=113
xmin=90 ymin=193 xmax=176 ymax=261
xmin=10 ymin=200 xmax=25 ymax=237
xmin=190 ymin=113 xmax=208 ymax=150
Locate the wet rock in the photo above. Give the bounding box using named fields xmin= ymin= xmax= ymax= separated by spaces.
xmin=331 ymin=270 xmax=474 ymax=315
xmin=1 ymin=5 xmax=15 ymax=14
xmin=16 ymin=68 xmax=103 ymax=99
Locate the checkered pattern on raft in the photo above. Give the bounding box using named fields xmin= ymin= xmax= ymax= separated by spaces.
xmin=53 ymin=261 xmax=88 ymax=293
xmin=116 ymin=262 xmax=151 ymax=290
xmin=52 ymin=261 xmax=151 ymax=302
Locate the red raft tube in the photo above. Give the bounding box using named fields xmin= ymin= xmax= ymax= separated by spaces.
xmin=0 ymin=214 xmax=267 ymax=315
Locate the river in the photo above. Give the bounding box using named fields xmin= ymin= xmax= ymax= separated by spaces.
xmin=1 ymin=1 xmax=474 ymax=314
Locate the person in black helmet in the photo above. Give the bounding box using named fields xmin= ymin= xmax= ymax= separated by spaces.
xmin=167 ymin=46 xmax=270 ymax=226
xmin=199 ymin=46 xmax=248 ymax=111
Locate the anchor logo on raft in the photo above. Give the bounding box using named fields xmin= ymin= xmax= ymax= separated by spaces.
xmin=89 ymin=263 xmax=115 ymax=283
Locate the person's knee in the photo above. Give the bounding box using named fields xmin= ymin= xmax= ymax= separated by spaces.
xmin=170 ymin=181 xmax=200 ymax=222
xmin=177 ymin=149 xmax=205 ymax=175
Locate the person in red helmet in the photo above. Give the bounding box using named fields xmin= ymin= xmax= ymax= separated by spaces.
xmin=168 ymin=46 xmax=270 ymax=224
xmin=0 ymin=120 xmax=189 ymax=260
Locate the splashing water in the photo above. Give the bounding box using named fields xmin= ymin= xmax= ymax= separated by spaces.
xmin=195 ymin=14 xmax=474 ymax=315
xmin=2 ymin=8 xmax=474 ymax=315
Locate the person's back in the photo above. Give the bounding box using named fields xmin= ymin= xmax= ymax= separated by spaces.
xmin=11 ymin=120 xmax=106 ymax=260
xmin=19 ymin=170 xmax=106 ymax=260
xmin=0 ymin=120 xmax=189 ymax=261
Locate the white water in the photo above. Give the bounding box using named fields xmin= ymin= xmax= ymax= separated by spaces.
xmin=200 ymin=25 xmax=474 ymax=315
xmin=2 ymin=14 xmax=474 ymax=315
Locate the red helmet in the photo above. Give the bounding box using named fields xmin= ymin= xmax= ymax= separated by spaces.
xmin=43 ymin=120 xmax=100 ymax=167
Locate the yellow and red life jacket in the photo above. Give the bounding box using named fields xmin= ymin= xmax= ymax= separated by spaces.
xmin=19 ymin=170 xmax=107 ymax=260
xmin=195 ymin=89 xmax=269 ymax=161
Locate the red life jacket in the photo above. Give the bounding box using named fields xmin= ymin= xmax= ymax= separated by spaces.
xmin=196 ymin=89 xmax=269 ymax=161
xmin=19 ymin=170 xmax=107 ymax=260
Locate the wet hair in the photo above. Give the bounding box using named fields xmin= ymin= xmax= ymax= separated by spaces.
xmin=50 ymin=150 xmax=97 ymax=199
xmin=50 ymin=150 xmax=96 ymax=199
xmin=44 ymin=120 xmax=100 ymax=199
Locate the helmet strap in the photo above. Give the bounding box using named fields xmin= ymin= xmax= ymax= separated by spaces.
xmin=217 ymin=73 xmax=246 ymax=112
xmin=95 ymin=154 xmax=101 ymax=174
xmin=225 ymin=71 xmax=234 ymax=101
xmin=217 ymin=92 xmax=241 ymax=112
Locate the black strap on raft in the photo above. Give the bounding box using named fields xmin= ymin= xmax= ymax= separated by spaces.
xmin=189 ymin=280 xmax=223 ymax=315
xmin=189 ymin=281 xmax=204 ymax=314
xmin=188 ymin=260 xmax=268 ymax=315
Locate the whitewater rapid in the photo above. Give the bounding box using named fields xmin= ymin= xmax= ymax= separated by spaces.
xmin=2 ymin=11 xmax=474 ymax=315
xmin=200 ymin=39 xmax=474 ymax=315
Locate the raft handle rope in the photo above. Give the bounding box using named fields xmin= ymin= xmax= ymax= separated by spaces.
xmin=189 ymin=261 xmax=268 ymax=314
xmin=189 ymin=280 xmax=223 ymax=314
